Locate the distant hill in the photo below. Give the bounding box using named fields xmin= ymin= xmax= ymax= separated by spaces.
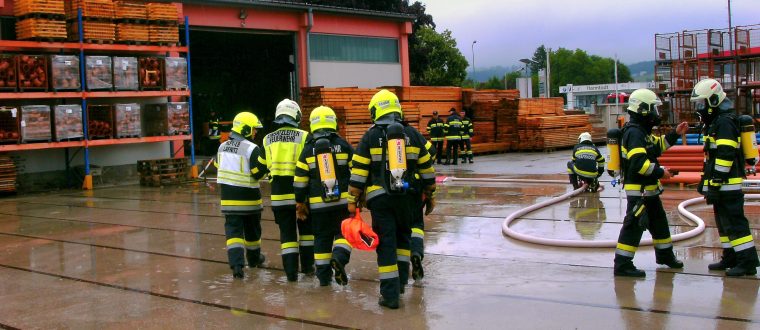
xmin=468 ymin=65 xmax=523 ymax=82
xmin=627 ymin=60 xmax=656 ymax=82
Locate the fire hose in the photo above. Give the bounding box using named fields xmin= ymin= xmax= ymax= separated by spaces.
xmin=442 ymin=177 xmax=760 ymax=248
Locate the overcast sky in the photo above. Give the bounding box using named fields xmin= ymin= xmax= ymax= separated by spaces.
xmin=423 ymin=0 xmax=758 ymax=68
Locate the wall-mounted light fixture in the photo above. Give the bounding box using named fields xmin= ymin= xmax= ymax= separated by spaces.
xmin=239 ymin=9 xmax=248 ymax=27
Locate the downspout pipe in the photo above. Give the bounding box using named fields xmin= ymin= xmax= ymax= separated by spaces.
xmin=306 ymin=7 xmax=313 ymax=87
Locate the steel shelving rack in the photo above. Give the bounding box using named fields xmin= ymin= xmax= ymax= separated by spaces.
xmin=0 ymin=11 xmax=196 ymax=189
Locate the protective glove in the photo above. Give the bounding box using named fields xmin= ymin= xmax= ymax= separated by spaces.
xmin=296 ymin=202 xmax=309 ymax=221
xmin=423 ymin=185 xmax=437 ymax=216
xmin=704 ymin=179 xmax=721 ymax=205
xmin=348 ymin=186 xmax=363 ymax=215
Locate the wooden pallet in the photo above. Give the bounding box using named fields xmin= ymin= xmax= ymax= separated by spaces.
xmin=14 ymin=0 xmax=65 ymax=17
xmin=137 ymin=158 xmax=189 ymax=186
xmin=116 ymin=23 xmax=149 ymax=42
xmin=114 ymin=0 xmax=147 ymax=20
xmin=0 ymin=155 xmax=17 ymax=193
xmin=16 ymin=18 xmax=67 ymax=40
xmin=146 ymin=3 xmax=178 ymax=22
xmin=65 ymin=0 xmax=115 ymax=20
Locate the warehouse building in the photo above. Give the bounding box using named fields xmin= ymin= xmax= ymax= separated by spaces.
xmin=0 ymin=1 xmax=414 ymax=190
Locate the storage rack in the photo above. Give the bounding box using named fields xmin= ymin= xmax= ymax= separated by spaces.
xmin=0 ymin=10 xmax=195 ymax=189
xmin=654 ymin=25 xmax=760 ymax=124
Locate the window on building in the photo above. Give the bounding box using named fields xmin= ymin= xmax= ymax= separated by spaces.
xmin=310 ymin=34 xmax=399 ymax=63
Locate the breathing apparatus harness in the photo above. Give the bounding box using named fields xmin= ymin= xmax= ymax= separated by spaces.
xmin=312 ymin=131 xmax=341 ymax=202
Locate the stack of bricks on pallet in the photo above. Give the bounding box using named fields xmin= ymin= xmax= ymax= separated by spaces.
xmin=137 ymin=158 xmax=188 ymax=186
xmin=66 ymin=0 xmax=116 ymax=43
xmin=14 ymin=0 xmax=67 ymax=41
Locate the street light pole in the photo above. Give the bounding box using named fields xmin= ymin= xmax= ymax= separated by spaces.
xmin=471 ymin=40 xmax=477 ymax=87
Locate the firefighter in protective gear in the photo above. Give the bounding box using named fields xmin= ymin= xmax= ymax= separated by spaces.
xmin=426 ymin=111 xmax=445 ymax=164
xmin=349 ymin=89 xmax=436 ymax=309
xmin=613 ymin=88 xmax=689 ymax=277
xmin=567 ymin=132 xmax=605 ymax=191
xmin=262 ymin=99 xmax=313 ymax=282
xmin=443 ymin=108 xmax=463 ymax=165
xmin=216 ymin=112 xmax=269 ymax=279
xmin=692 ymin=79 xmax=759 ymax=276
xmin=460 ymin=110 xmax=474 ymax=163
xmin=294 ymin=106 xmax=355 ymax=286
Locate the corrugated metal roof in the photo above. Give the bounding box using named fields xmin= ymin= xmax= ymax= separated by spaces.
xmin=176 ymin=0 xmax=415 ymax=21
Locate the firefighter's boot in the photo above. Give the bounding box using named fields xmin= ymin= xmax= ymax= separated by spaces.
xmin=726 ymin=247 xmax=759 ymax=277
xmin=655 ymin=247 xmax=684 ymax=269
xmin=708 ymin=248 xmax=737 ymax=271
xmin=614 ymin=255 xmax=645 ymax=277
xmin=283 ymin=253 xmax=300 ymax=282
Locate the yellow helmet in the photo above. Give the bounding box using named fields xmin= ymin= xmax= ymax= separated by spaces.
xmin=309 ymin=106 xmax=338 ymax=132
xmin=690 ymin=78 xmax=726 ymax=108
xmin=627 ymin=88 xmax=661 ymax=116
xmin=368 ymin=89 xmax=402 ymax=122
xmin=231 ymin=112 xmax=263 ymax=138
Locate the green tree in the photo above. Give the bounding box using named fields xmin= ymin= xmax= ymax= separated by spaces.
xmin=478 ymin=76 xmax=504 ymax=89
xmin=530 ymin=45 xmax=547 ymax=74
xmin=413 ymin=27 xmax=468 ymax=86
xmin=526 ymin=46 xmax=632 ymax=97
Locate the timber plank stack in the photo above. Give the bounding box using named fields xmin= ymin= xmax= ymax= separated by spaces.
xmin=300 ymin=86 xmax=588 ymax=153
xmin=383 ymin=86 xmax=462 ymax=136
xmin=299 ymin=87 xmax=379 ymax=145
xmin=0 ymin=154 xmax=17 ymax=193
xmin=463 ymin=89 xmax=520 ymax=150
xmin=516 ymin=98 xmax=591 ymax=150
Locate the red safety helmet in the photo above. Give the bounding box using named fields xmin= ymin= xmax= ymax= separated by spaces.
xmin=341 ymin=210 xmax=379 ymax=251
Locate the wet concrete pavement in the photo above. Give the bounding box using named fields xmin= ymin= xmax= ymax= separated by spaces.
xmin=0 ymin=151 xmax=758 ymax=329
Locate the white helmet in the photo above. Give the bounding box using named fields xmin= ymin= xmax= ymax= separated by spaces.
xmin=627 ymin=89 xmax=662 ymax=116
xmin=274 ymin=98 xmax=302 ymax=127
xmin=578 ymin=132 xmax=592 ymax=143
xmin=690 ymin=78 xmax=726 ymax=109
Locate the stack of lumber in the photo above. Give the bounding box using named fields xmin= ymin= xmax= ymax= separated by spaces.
xmin=299 ymin=87 xmax=379 ymax=145
xmin=514 ymin=98 xmax=591 ymax=150
xmin=383 ymin=86 xmax=462 ymax=136
xmin=462 ymin=89 xmax=520 ymax=107
xmin=0 ymin=154 xmax=16 ymax=193
xmin=463 ymin=90 xmax=520 ymax=151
